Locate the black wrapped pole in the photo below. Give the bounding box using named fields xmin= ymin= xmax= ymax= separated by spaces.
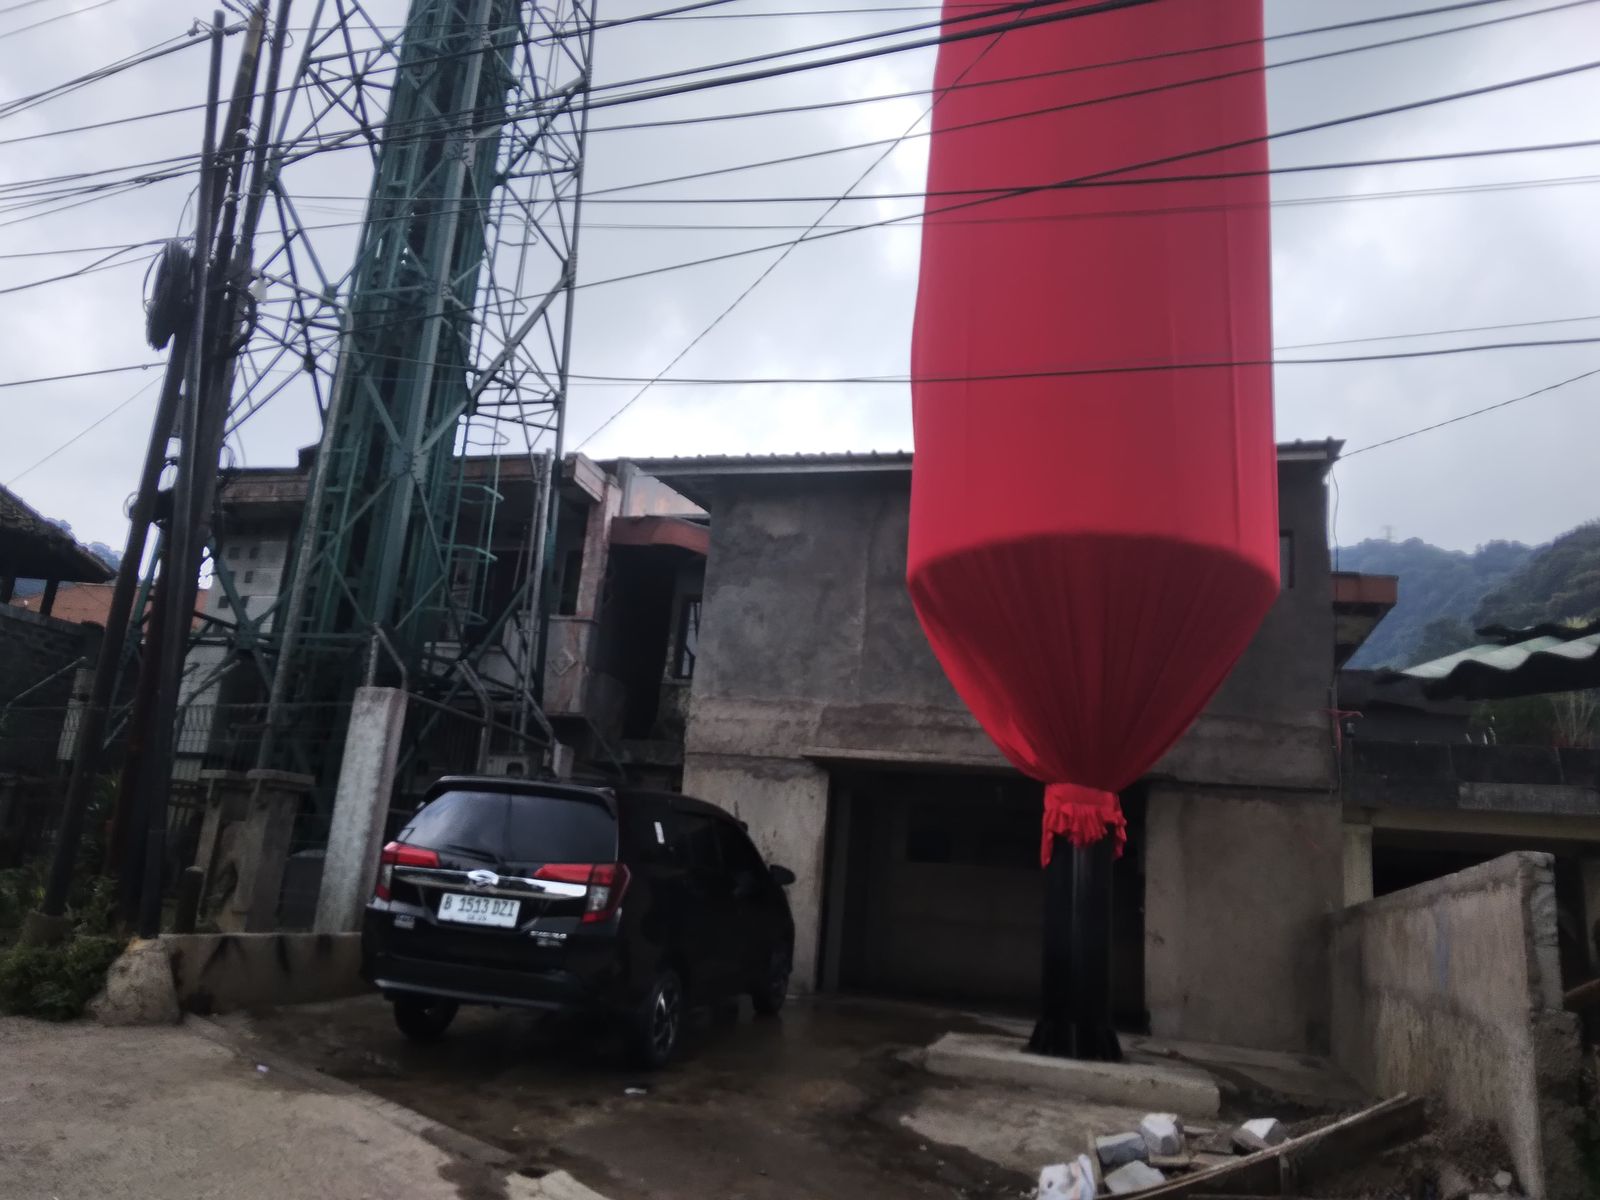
xmin=1029 ymin=832 xmax=1121 ymax=1061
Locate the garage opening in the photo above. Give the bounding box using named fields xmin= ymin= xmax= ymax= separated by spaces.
xmin=818 ymin=767 xmax=1147 ymax=1028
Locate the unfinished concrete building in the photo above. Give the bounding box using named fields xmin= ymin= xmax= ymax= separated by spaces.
xmin=632 ymin=441 xmax=1363 ymax=1054
xmin=189 ymin=439 xmax=1600 ymax=1067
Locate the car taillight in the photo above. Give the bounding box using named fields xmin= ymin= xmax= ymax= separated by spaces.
xmin=374 ymin=841 xmax=439 ymax=901
xmin=534 ymin=863 xmax=631 ymax=924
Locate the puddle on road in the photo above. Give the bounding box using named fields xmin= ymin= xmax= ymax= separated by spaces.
xmin=229 ymin=995 xmax=1029 ymax=1200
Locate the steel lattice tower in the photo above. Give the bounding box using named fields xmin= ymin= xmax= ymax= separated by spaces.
xmin=216 ymin=0 xmax=594 ymax=773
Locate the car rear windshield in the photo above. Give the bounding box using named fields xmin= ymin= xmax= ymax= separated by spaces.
xmin=401 ymin=788 xmax=617 ymax=864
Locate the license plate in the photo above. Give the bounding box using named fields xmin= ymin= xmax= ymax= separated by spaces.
xmin=437 ymin=892 xmax=520 ymax=927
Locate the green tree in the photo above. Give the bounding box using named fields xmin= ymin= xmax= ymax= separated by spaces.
xmin=1408 ymin=616 xmax=1474 ymax=665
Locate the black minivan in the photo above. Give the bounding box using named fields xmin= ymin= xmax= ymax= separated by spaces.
xmin=361 ymin=777 xmax=796 ymax=1067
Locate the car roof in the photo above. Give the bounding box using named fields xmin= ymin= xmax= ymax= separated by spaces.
xmin=424 ymin=776 xmax=734 ymax=823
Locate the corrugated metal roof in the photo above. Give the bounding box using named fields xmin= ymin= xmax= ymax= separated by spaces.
xmin=618 ymin=450 xmax=913 ymax=470
xmin=1383 ymin=619 xmax=1600 ymax=701
xmin=0 ymin=484 xmax=114 ymax=583
xmin=618 ymin=440 xmax=1340 ymax=474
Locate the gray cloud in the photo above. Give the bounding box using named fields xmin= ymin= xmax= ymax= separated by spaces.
xmin=1 ymin=0 xmax=1596 ymax=554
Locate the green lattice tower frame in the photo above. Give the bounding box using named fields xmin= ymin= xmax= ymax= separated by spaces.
xmin=211 ymin=0 xmax=594 ymax=774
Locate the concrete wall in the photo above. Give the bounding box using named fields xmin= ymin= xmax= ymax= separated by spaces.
xmin=688 ymin=464 xmax=1334 ymax=785
xmin=162 ymin=932 xmax=367 ymax=1015
xmin=684 ymin=461 xmax=1340 ymax=1016
xmin=681 ymin=752 xmax=831 ymax=988
xmin=1145 ymin=783 xmax=1344 ymax=1053
xmin=0 ymin=603 xmax=94 ymax=704
xmin=0 ymin=604 xmax=97 ymax=773
xmin=1330 ymin=852 xmax=1588 ymax=1199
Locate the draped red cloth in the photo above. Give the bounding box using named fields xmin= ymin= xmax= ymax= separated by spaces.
xmin=907 ymin=0 xmax=1280 ymax=865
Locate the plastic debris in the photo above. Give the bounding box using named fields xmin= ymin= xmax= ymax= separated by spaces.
xmin=1036 ymin=1154 xmax=1096 ymax=1200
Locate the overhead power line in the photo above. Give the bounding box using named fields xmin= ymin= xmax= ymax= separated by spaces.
xmin=3 ymin=0 xmax=1573 ymax=154
xmin=567 ymin=139 xmax=1600 ymax=297
xmin=238 ymin=333 xmax=1600 ymax=391
xmin=0 ymin=363 xmax=162 ymax=388
xmin=584 ymin=0 xmax=1600 ymax=136
xmin=576 ymin=0 xmax=1028 ymax=450
xmin=0 ymin=25 xmax=213 ymax=121
xmin=583 ymin=1 xmax=1600 ymax=200
xmin=13 ymin=168 xmax=1597 ymax=272
xmin=4 ymin=376 xmax=161 ymax=486
xmin=0 ymin=0 xmax=1155 ymax=193
xmin=12 ymin=16 xmax=1595 ymax=227
xmin=1342 ymin=365 xmax=1600 ymax=456
xmin=0 ymin=0 xmax=120 ymax=42
xmin=553 ymin=337 xmax=1600 ymax=387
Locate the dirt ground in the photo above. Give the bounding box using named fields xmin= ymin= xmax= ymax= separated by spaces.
xmin=219 ymin=993 xmax=1469 ymax=1200
xmin=221 ymin=994 xmax=1042 ymax=1200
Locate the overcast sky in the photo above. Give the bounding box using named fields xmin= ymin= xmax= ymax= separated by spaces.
xmin=1 ymin=0 xmax=1597 ymax=555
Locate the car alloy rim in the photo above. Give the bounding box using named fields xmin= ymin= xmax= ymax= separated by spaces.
xmin=652 ymin=981 xmax=680 ymax=1056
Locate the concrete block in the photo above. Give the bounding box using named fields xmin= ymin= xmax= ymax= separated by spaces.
xmin=1104 ymin=1161 xmax=1165 ymax=1194
xmin=1139 ymin=1113 xmax=1183 ymax=1157
xmin=163 ymin=932 xmax=367 ymax=1014
xmin=515 ymin=1170 xmax=616 ymax=1200
xmin=1036 ymin=1157 xmax=1095 ymax=1200
xmin=89 ymin=940 xmax=180 ymax=1026
xmin=1232 ymin=1117 xmax=1287 ymax=1153
xmin=921 ymin=1033 xmax=1221 ymax=1116
xmin=317 ymin=686 xmax=407 ymax=933
xmin=1095 ymin=1132 xmax=1148 ymax=1169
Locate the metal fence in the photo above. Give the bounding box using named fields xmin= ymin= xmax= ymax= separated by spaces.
xmin=0 ymin=692 xmax=530 ymax=925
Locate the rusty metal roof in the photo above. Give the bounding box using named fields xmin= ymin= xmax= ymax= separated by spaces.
xmin=0 ymin=484 xmax=115 ymax=583
xmin=617 ymin=441 xmax=1340 ymax=476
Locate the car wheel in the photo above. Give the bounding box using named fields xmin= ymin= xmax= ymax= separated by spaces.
xmin=751 ymin=947 xmax=790 ymax=1017
xmin=626 ymin=969 xmax=684 ymax=1069
xmin=392 ymin=997 xmax=458 ymax=1043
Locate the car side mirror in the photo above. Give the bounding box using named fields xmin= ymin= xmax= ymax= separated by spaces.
xmin=768 ymin=864 xmax=796 ymax=887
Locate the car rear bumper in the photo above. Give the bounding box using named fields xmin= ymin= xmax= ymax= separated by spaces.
xmin=361 ymin=910 xmax=626 ymax=1013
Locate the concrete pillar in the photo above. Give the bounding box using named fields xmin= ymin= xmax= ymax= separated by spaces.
xmin=1145 ymin=784 xmax=1343 ymax=1054
xmin=54 ymin=657 xmax=99 ymax=764
xmin=684 ymin=752 xmax=831 ymax=990
xmin=315 ymin=687 xmax=407 ymax=933
xmin=1343 ymin=823 xmax=1374 ymax=907
xmin=194 ymin=770 xmax=251 ymax=896
xmin=226 ymin=769 xmax=315 ymax=932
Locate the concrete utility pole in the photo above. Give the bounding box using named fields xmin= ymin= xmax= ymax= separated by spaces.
xmin=29 ymin=5 xmax=278 ymax=942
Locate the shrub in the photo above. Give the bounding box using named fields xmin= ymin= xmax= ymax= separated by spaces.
xmin=0 ymin=935 xmax=124 ymax=1020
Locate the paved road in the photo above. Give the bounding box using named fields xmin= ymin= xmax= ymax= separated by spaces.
xmin=0 ymin=1016 xmax=600 ymax=1200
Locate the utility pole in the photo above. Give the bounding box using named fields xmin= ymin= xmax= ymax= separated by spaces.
xmin=23 ymin=5 xmax=256 ymax=941
xmin=134 ymin=4 xmax=276 ymax=937
xmin=27 ymin=296 xmax=192 ymax=940
xmin=133 ymin=10 xmax=230 ymax=938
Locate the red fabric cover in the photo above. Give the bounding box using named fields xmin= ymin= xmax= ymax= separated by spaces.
xmin=907 ymin=0 xmax=1279 ymax=864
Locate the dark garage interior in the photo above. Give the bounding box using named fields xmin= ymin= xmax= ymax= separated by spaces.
xmin=819 ymin=767 xmax=1148 ymax=1030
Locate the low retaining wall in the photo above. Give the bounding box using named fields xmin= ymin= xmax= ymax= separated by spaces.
xmin=1330 ymin=852 xmax=1589 ymax=1199
xmin=95 ymin=932 xmax=369 ymax=1022
xmin=165 ymin=932 xmax=368 ymax=1014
